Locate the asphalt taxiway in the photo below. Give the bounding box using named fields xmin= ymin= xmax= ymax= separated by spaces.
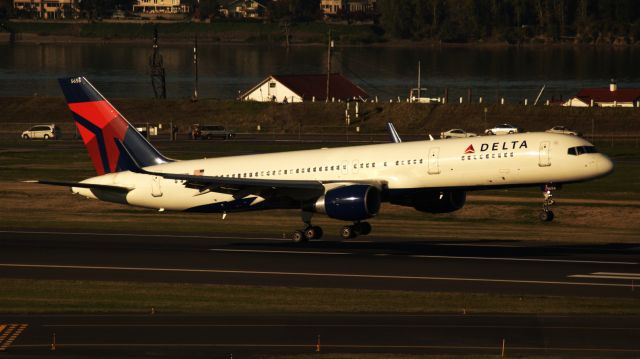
xmin=1 ymin=230 xmax=639 ymax=297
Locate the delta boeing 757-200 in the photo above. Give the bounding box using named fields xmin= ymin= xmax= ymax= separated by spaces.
xmin=28 ymin=77 xmax=614 ymax=242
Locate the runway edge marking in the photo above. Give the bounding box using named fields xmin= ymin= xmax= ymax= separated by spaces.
xmin=0 ymin=324 xmax=28 ymax=352
xmin=0 ymin=263 xmax=635 ymax=288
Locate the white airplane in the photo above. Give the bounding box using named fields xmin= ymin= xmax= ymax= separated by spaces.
xmin=29 ymin=77 xmax=614 ymax=242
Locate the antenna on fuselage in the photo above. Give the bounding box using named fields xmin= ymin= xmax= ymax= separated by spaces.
xmin=387 ymin=123 xmax=402 ymax=143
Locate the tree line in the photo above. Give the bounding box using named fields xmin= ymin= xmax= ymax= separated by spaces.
xmin=378 ymin=0 xmax=640 ymax=44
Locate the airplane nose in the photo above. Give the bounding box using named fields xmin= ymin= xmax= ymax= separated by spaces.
xmin=598 ymin=155 xmax=614 ymax=176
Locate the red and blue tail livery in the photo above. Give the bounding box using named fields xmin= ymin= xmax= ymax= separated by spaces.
xmin=58 ymin=76 xmax=170 ymax=175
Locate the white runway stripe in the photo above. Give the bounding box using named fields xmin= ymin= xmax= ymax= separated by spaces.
xmin=569 ymin=272 xmax=640 ymax=280
xmin=410 ymin=255 xmax=637 ymax=265
xmin=0 ymin=263 xmax=635 ymax=288
xmin=0 ymin=230 xmax=284 ymax=241
xmin=208 ymin=249 xmax=349 ymax=255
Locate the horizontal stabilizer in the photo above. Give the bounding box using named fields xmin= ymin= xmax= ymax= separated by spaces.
xmin=23 ymin=180 xmax=133 ymax=193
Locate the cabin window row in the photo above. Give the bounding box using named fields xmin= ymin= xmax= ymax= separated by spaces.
xmin=216 ymin=158 xmax=424 ymax=178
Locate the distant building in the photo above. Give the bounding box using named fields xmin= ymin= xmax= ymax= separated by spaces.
xmin=238 ymin=74 xmax=369 ymax=103
xmin=13 ymin=0 xmax=79 ymax=19
xmin=224 ymin=0 xmax=268 ymax=19
xmin=564 ymin=81 xmax=640 ymax=107
xmin=132 ymin=0 xmax=189 ymax=18
xmin=320 ymin=0 xmax=375 ymax=16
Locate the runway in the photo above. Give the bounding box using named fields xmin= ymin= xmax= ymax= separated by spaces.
xmin=1 ymin=230 xmax=639 ymax=297
xmin=1 ymin=230 xmax=640 ymax=357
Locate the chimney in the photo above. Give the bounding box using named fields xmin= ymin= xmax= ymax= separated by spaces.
xmin=610 ymin=79 xmax=617 ymax=92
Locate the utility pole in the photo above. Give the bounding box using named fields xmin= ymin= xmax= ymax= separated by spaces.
xmin=149 ymin=26 xmax=166 ymax=99
xmin=325 ymin=30 xmax=333 ymax=102
xmin=192 ymin=34 xmax=198 ymax=101
xmin=417 ymin=60 xmax=421 ymax=100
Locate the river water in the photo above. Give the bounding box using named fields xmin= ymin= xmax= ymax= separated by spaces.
xmin=1 ymin=43 xmax=640 ymax=102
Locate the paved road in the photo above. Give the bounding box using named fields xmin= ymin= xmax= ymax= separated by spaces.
xmin=1 ymin=313 xmax=640 ymax=357
xmin=1 ymin=230 xmax=639 ymax=297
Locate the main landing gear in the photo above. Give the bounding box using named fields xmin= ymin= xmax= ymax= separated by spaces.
xmin=291 ymin=212 xmax=373 ymax=242
xmin=340 ymin=221 xmax=372 ymax=240
xmin=292 ymin=211 xmax=324 ymax=243
xmin=539 ymin=184 xmax=556 ymax=222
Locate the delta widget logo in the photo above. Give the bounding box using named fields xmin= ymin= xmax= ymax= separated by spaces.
xmin=464 ymin=144 xmax=475 ymax=154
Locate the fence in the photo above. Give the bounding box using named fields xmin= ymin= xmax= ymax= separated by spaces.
xmin=2 ymin=122 xmax=639 ymax=147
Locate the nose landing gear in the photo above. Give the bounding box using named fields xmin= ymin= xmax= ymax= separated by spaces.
xmin=539 ymin=184 xmax=556 ymax=222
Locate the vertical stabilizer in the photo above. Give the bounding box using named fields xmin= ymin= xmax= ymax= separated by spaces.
xmin=58 ymin=77 xmax=171 ymax=175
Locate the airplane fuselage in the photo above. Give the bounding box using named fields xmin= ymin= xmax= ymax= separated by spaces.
xmin=74 ymin=132 xmax=613 ymax=213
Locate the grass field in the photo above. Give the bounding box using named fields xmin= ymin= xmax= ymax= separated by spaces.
xmin=2 ymin=278 xmax=638 ymax=314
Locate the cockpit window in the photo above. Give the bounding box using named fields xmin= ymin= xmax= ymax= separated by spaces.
xmin=568 ymin=146 xmax=598 ymax=156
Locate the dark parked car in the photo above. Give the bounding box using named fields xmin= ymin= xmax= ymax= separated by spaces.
xmin=192 ymin=124 xmax=235 ymax=140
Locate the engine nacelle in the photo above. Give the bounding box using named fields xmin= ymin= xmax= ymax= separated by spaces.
xmin=314 ymin=185 xmax=381 ymax=221
xmin=412 ymin=190 xmax=466 ymax=213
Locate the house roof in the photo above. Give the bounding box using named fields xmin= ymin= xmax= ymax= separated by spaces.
xmin=240 ymin=73 xmax=369 ymax=101
xmin=576 ymin=88 xmax=640 ymax=103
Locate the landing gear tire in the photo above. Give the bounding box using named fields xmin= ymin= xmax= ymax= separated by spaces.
xmin=539 ymin=210 xmax=554 ymax=222
xmin=341 ymin=226 xmax=356 ymax=240
xmin=304 ymin=226 xmax=323 ymax=240
xmin=356 ymin=222 xmax=372 ymax=235
xmin=22 ymin=134 xmax=29 ymax=140
xmin=292 ymin=230 xmax=307 ymax=243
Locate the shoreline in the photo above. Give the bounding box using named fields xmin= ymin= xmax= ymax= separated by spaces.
xmin=4 ymin=33 xmax=640 ymax=48
xmin=3 ymin=20 xmax=640 ymax=47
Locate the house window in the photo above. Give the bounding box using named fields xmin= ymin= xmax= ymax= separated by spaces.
xmin=269 ymin=83 xmax=276 ymax=88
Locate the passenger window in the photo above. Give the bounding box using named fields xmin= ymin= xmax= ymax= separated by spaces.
xmin=395 ymin=161 xmax=399 ymax=166
xmin=372 ymin=163 xmax=375 ymax=168
xmin=419 ymin=159 xmax=423 ymax=164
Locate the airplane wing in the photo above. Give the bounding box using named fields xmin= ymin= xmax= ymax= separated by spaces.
xmin=23 ymin=180 xmax=133 ymax=193
xmin=147 ymin=172 xmax=325 ymax=201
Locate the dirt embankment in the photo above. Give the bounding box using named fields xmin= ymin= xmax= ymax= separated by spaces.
xmin=2 ymin=96 xmax=640 ymax=136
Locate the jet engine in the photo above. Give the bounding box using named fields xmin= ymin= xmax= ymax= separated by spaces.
xmin=313 ymin=185 xmax=381 ymax=221
xmin=412 ymin=190 xmax=466 ymax=213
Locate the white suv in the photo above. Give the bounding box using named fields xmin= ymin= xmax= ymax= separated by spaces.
xmin=484 ymin=123 xmax=522 ymax=135
xmin=21 ymin=124 xmax=61 ymax=140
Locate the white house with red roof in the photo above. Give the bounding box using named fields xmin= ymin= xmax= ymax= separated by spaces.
xmin=238 ymin=74 xmax=369 ymax=103
xmin=563 ymin=80 xmax=640 ymax=107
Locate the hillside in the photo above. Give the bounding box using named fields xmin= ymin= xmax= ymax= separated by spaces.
xmin=2 ymin=96 xmax=639 ymax=137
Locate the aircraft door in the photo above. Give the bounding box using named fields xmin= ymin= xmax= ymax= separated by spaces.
xmin=539 ymin=141 xmax=551 ymax=167
xmin=428 ymin=147 xmax=441 ymax=175
xmin=151 ymin=176 xmax=163 ymax=197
